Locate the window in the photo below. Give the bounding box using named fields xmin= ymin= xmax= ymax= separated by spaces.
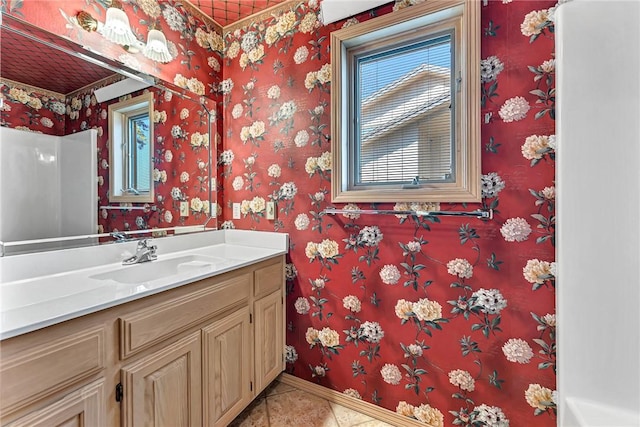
xmin=331 ymin=0 xmax=480 ymax=203
xmin=109 ymin=92 xmax=154 ymax=202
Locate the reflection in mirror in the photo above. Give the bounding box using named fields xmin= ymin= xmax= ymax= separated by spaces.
xmin=109 ymin=92 xmax=154 ymax=203
xmin=0 ymin=14 xmax=215 ymax=255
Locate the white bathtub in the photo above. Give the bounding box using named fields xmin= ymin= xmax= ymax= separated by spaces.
xmin=556 ymin=1 xmax=640 ymax=426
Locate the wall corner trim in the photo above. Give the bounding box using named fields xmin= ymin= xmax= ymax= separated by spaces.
xmin=278 ymin=373 xmax=426 ymax=427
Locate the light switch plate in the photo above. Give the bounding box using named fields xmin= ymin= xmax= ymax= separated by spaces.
xmin=266 ymin=201 xmax=275 ymax=220
xmin=210 ymin=202 xmax=218 ymax=218
xmin=180 ymin=201 xmax=189 ymax=217
xmin=232 ymin=203 xmax=241 ymax=219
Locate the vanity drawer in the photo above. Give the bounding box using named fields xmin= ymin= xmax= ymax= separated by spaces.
xmin=0 ymin=326 xmax=105 ymax=414
xmin=119 ymin=272 xmax=251 ymax=359
xmin=254 ymin=260 xmax=284 ymax=298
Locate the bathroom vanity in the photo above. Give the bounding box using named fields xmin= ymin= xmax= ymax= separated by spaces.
xmin=0 ymin=230 xmax=287 ymax=427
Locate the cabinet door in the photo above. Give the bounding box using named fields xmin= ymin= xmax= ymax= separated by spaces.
xmin=5 ymin=379 xmax=105 ymax=427
xmin=202 ymin=306 xmax=252 ymax=427
xmin=254 ymin=291 xmax=284 ymax=394
xmin=121 ymin=332 xmax=201 ymax=427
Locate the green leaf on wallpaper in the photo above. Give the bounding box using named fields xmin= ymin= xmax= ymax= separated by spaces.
xmin=460 ymin=336 xmax=481 ymax=356
xmin=487 ymin=253 xmax=503 ymax=270
xmin=488 ymin=370 xmax=505 ymax=389
xmin=485 ymin=136 xmax=501 ymax=153
xmin=370 ymin=292 xmax=380 ymax=307
xmin=458 ymin=224 xmax=479 ymax=245
xmin=484 ymin=20 xmax=500 ymax=37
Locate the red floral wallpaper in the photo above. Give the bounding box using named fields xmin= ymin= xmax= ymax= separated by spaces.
xmin=0 ymin=81 xmax=67 ymax=136
xmin=220 ymin=0 xmax=556 ymax=425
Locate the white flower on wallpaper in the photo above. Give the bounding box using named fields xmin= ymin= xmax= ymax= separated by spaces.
xmin=412 ymin=298 xmax=443 ymax=322
xmin=240 ymin=44 xmax=265 ymax=70
xmin=404 ymin=344 xmax=423 ymax=357
xmin=447 ymin=258 xmax=474 ymax=279
xmin=232 ymin=176 xmax=244 ymax=191
xmin=285 ymin=263 xmax=298 ymax=282
xmin=473 ymin=404 xmax=510 ymax=427
xmin=207 ymin=56 xmax=221 ymax=72
xmin=190 ymin=197 xmax=207 ymax=213
xmin=502 ymin=338 xmax=534 ymax=363
xmin=278 ymin=182 xmax=298 ymax=200
xmin=480 ymin=55 xmax=504 ymax=82
xmin=317 ymin=239 xmax=339 ymax=258
xmin=393 ymin=0 xmax=427 ymax=12
xmin=285 ymin=345 xmax=298 ymax=363
xmin=525 ymin=383 xmax=555 ymax=410
xmin=153 ymin=110 xmax=167 ymax=123
xmin=294 ymin=213 xmax=310 ymax=230
xmin=522 ymin=134 xmax=554 ymax=161
xmin=219 ymin=78 xmax=234 ymax=94
xmin=472 ymin=288 xmax=507 ymax=314
xmin=342 ymin=295 xmax=362 ymax=313
xmin=173 ymin=74 xmax=205 ymax=95
xmin=248 ymin=196 xmax=266 ymax=213
xmin=267 ymin=164 xmax=281 ymax=178
xmin=220 ymin=220 xmax=235 ymax=229
xmin=359 ymin=321 xmax=385 ymax=343
xmin=500 ymin=217 xmax=532 ymax=242
xmin=341 ymin=17 xmax=359 ymax=28
xmin=499 ymin=96 xmax=530 ymax=122
xmin=305 ymin=64 xmax=331 ymax=91
xmin=195 ymin=27 xmax=223 ymax=53
xmin=521 ymin=9 xmax=551 ymax=37
xmin=299 ymin=12 xmax=319 ymax=34
xmin=294 ymin=296 xmax=311 ymax=314
xmin=231 ymin=104 xmax=243 ymax=118
xmin=380 ymin=264 xmax=401 ymax=285
xmin=358 ymin=225 xmax=383 ymax=246
xmin=164 ymin=150 xmax=173 ymax=162
xmin=294 ymin=46 xmax=309 ymax=64
xmin=179 ymin=171 xmax=190 ymax=183
xmin=190 ymin=132 xmax=208 ymax=147
xmin=414 ymin=404 xmax=444 ymax=427
xmin=394 ymin=299 xmax=413 ymax=320
xmin=272 ymin=100 xmax=297 ymax=122
xmin=481 ymin=172 xmax=506 ymax=198
xmin=523 ymin=259 xmax=554 ymax=284
xmin=163 ymin=210 xmax=173 ymax=223
xmin=153 ymin=168 xmax=167 ymax=183
xmin=162 ymin=5 xmax=185 ymax=32
xmin=227 ymin=40 xmax=240 ymax=59
xmin=294 ymin=129 xmax=310 ymax=147
xmin=39 ymin=117 xmax=53 ymax=128
xmin=311 ymin=278 xmax=325 ymax=291
xmin=343 ymin=388 xmax=362 ymax=399
xmin=380 ymin=363 xmax=402 ymax=385
xmin=448 ymin=369 xmax=475 ymax=392
xmin=318 ymin=327 xmax=340 ymax=347
xmin=267 ymin=85 xmax=281 ymax=100
xmin=220 ymin=149 xmax=234 ymax=165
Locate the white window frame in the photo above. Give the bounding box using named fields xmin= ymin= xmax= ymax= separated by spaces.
xmin=330 ymin=0 xmax=480 ymax=203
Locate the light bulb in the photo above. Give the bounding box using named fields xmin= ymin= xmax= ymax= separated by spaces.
xmin=100 ymin=7 xmax=138 ymax=47
xmin=143 ymin=29 xmax=172 ymax=63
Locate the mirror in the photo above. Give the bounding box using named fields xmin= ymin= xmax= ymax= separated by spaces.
xmin=109 ymin=92 xmax=154 ymax=203
xmin=0 ymin=14 xmax=216 ymax=255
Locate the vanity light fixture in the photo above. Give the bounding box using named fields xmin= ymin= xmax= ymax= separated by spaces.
xmin=77 ymin=0 xmax=173 ymax=63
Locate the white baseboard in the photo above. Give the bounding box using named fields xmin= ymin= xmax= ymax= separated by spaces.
xmin=278 ymin=373 xmax=425 ymax=427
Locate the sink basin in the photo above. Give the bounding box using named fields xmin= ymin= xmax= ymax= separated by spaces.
xmin=90 ymin=254 xmax=227 ymax=284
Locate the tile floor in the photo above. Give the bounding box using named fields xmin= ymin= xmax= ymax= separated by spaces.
xmin=229 ymin=376 xmax=395 ymax=427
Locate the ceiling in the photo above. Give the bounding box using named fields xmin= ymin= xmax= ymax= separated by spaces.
xmin=191 ymin=0 xmax=290 ymax=27
xmin=1 ymin=28 xmax=115 ymax=96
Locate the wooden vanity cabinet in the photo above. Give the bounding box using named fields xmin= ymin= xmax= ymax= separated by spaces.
xmin=0 ymin=255 xmax=285 ymax=427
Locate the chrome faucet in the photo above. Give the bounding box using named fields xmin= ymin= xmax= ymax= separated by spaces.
xmin=122 ymin=239 xmax=157 ymax=265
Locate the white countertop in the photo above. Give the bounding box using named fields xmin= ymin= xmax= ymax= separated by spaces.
xmin=0 ymin=230 xmax=288 ymax=340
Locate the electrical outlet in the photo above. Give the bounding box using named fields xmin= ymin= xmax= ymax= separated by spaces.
xmin=232 ymin=203 xmax=241 ymax=219
xmin=180 ymin=201 xmax=189 ymax=217
xmin=210 ymin=202 xmax=218 ymax=218
xmin=266 ymin=201 xmax=275 ymax=220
